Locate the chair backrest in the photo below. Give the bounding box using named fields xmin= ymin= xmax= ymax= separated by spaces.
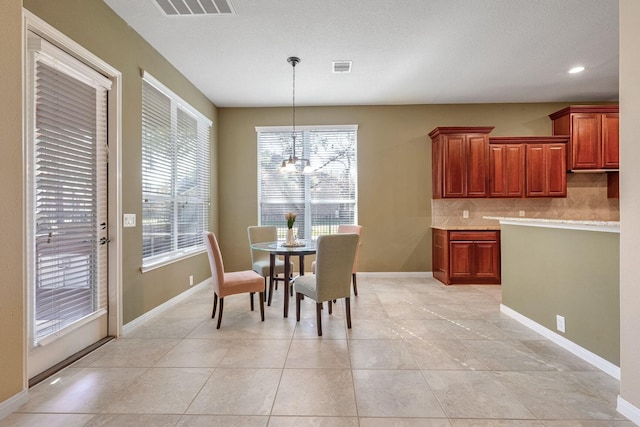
xmin=337 ymin=224 xmax=363 ymax=273
xmin=247 ymin=225 xmax=277 ymax=263
xmin=315 ymin=233 xmax=359 ymax=302
xmin=204 ymin=231 xmax=225 ymax=294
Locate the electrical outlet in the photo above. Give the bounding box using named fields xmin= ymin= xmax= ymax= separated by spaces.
xmin=463 ymin=210 xmax=469 ymax=219
xmin=519 ymin=210 xmax=525 ymax=217
xmin=189 ymin=275 xmax=194 ymax=286
xmin=556 ymin=315 xmax=566 ymax=333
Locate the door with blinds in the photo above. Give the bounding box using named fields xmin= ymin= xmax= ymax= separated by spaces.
xmin=26 ymin=34 xmax=111 ymax=379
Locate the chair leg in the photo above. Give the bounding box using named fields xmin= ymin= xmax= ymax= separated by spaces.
xmin=352 ymin=273 xmax=358 ymax=296
xmin=328 ymin=300 xmax=333 ymax=315
xmin=216 ymin=297 xmax=224 ymax=329
xmin=250 ymin=292 xmax=255 ymax=311
xmin=263 ymin=278 xmax=267 ymax=302
xmin=212 ymin=293 xmax=218 ymax=319
xmin=345 ymin=297 xmax=352 ymax=329
xmin=259 ymin=292 xmax=265 ymax=321
xmin=268 ymin=276 xmax=275 ymax=306
xmin=316 ymin=302 xmax=323 ymax=336
xmin=296 ymin=292 xmax=302 ymax=321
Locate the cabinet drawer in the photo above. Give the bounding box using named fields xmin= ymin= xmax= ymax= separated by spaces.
xmin=449 ymin=231 xmax=498 ymax=241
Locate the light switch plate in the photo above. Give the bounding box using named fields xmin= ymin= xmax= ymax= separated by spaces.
xmin=123 ymin=213 xmax=136 ymax=228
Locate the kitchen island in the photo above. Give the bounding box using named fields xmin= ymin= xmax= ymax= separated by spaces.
xmin=492 ymin=217 xmax=620 ymax=378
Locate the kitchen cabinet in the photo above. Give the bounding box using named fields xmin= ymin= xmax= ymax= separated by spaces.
xmin=488 ymin=136 xmax=568 ymax=198
xmin=488 ymin=143 xmax=525 ymax=197
xmin=432 ymin=228 xmax=501 ymax=285
xmin=526 ymin=142 xmax=567 ymax=197
xmin=549 ymin=105 xmax=619 ymax=170
xmin=430 ymin=127 xmax=494 ymax=198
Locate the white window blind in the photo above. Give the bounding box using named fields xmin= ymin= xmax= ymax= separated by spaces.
xmin=257 ymin=125 xmax=358 ymax=240
xmin=142 ymin=73 xmax=211 ymax=268
xmin=28 ymin=35 xmax=111 ymax=346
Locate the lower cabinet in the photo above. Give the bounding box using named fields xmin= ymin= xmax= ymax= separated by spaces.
xmin=432 ymin=229 xmax=501 ymax=285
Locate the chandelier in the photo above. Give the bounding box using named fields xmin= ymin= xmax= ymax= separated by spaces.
xmin=280 ymin=56 xmax=314 ymax=174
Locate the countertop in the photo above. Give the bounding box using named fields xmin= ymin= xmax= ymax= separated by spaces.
xmin=431 ymin=225 xmax=501 ymax=231
xmin=484 ymin=216 xmax=620 ymax=233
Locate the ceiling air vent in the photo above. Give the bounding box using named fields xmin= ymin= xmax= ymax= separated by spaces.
xmin=154 ymin=0 xmax=236 ymax=16
xmin=332 ymin=61 xmax=352 ymax=73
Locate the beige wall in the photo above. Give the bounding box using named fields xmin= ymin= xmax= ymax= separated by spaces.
xmin=619 ymin=0 xmax=640 ymax=412
xmin=0 ymin=0 xmax=26 ymax=403
xmin=501 ymin=224 xmax=620 ymax=365
xmin=23 ymin=0 xmax=219 ymax=324
xmin=219 ymin=102 xmax=577 ymax=272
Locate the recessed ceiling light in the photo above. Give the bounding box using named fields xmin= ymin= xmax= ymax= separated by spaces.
xmin=568 ymin=66 xmax=585 ymax=74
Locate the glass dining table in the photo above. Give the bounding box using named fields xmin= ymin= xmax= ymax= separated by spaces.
xmin=250 ymin=240 xmax=317 ymax=318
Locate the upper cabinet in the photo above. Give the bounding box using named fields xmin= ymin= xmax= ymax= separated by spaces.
xmin=489 ymin=136 xmax=568 ymax=198
xmin=549 ymin=105 xmax=619 ymax=170
xmin=430 ymin=127 xmax=494 ymax=198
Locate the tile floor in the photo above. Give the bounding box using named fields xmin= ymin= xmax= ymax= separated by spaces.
xmin=2 ymin=274 xmax=633 ymax=426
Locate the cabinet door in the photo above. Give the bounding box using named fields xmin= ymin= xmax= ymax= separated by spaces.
xmin=602 ymin=113 xmax=619 ymax=168
xmin=467 ymin=135 xmax=488 ymax=197
xmin=526 ymin=144 xmax=546 ymax=196
xmin=443 ymin=135 xmax=466 ymax=198
xmin=572 ymin=114 xmax=601 ymax=169
xmin=449 ymin=241 xmax=474 ymax=279
xmin=489 ymin=144 xmax=524 ymax=197
xmin=474 ymin=241 xmax=500 ymax=280
xmin=546 ymin=144 xmax=567 ymax=196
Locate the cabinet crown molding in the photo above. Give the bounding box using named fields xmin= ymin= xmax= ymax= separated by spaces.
xmin=489 ymin=136 xmax=569 ymax=144
xmin=548 ymin=105 xmax=619 ymax=120
xmin=428 ymin=126 xmax=494 ymax=138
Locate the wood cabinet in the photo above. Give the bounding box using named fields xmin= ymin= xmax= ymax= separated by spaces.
xmin=430 ymin=127 xmax=494 ymax=198
xmin=525 ymin=142 xmax=567 ymax=197
xmin=432 ymin=229 xmax=501 ymax=285
xmin=549 ymin=105 xmax=619 ymax=170
xmin=488 ymin=136 xmax=568 ymax=198
xmin=488 ymin=143 xmax=525 ymax=197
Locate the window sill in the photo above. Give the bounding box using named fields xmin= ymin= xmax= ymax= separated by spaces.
xmin=141 ymin=248 xmax=207 ymax=273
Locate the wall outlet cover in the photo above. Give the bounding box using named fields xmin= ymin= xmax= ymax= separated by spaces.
xmin=123 ymin=213 xmax=136 ymax=227
xmin=556 ymin=315 xmax=566 ymax=333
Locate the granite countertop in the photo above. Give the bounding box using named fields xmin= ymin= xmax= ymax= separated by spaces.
xmin=431 ymin=225 xmax=501 ymax=231
xmin=484 ymin=216 xmax=620 ymax=233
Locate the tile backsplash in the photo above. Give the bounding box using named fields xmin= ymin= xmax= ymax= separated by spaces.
xmin=431 ymin=173 xmax=619 ymax=228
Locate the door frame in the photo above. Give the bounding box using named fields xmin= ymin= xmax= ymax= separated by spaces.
xmin=22 ymin=10 xmax=123 ymax=384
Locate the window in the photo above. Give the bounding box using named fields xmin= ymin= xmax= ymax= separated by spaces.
xmin=257 ymin=125 xmax=358 ymax=240
xmin=141 ymin=72 xmax=211 ymax=268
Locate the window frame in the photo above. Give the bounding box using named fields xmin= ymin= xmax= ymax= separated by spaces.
xmin=141 ymin=72 xmax=212 ymax=271
xmin=256 ymin=124 xmax=358 ymax=241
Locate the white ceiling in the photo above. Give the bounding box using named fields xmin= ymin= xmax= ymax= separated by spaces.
xmin=102 ymin=0 xmax=619 ymax=108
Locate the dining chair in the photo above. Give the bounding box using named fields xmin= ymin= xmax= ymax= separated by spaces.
xmin=294 ymin=233 xmax=359 ymax=336
xmin=311 ymin=224 xmax=363 ymax=295
xmin=204 ymin=231 xmax=265 ymax=329
xmin=247 ymin=225 xmax=294 ymax=306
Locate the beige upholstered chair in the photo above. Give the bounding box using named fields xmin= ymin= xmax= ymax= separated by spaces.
xmin=294 ymin=233 xmax=359 ymax=336
xmin=204 ymin=231 xmax=265 ymax=329
xmin=247 ymin=225 xmax=294 ymax=305
xmin=311 ymin=224 xmax=363 ymax=295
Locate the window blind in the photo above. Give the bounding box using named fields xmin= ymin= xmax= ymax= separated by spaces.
xmin=257 ymin=126 xmax=357 ymax=240
xmin=142 ymin=73 xmax=211 ymax=267
xmin=29 ymin=35 xmax=111 ymax=345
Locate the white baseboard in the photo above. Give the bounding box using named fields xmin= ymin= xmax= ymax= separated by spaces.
xmin=500 ymin=304 xmax=620 ymax=380
xmin=618 ymin=395 xmax=640 ymax=426
xmin=0 ymin=390 xmax=28 ymax=422
xmin=122 ymin=279 xmax=210 ymax=335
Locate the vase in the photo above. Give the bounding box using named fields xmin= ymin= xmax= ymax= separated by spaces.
xmin=286 ymin=228 xmax=295 ymax=245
